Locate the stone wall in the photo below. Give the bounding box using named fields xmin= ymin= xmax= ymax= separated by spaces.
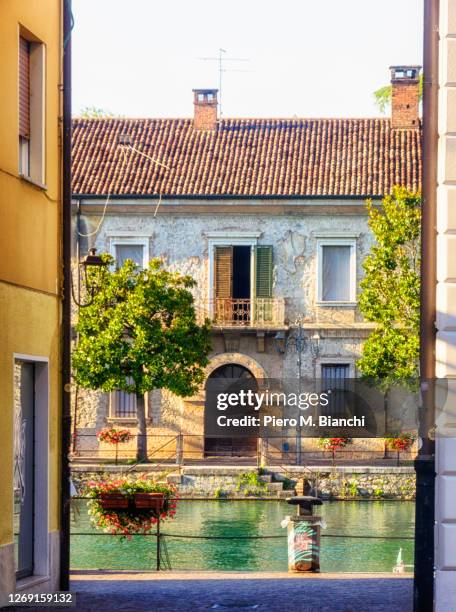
xmin=71 ymin=465 xmax=415 ymax=500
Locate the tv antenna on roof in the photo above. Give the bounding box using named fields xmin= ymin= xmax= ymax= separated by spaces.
xmin=197 ymin=48 xmax=252 ymax=116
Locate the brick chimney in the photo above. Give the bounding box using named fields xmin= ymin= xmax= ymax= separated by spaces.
xmin=193 ymin=89 xmax=218 ymax=131
xmin=390 ymin=65 xmax=421 ymax=129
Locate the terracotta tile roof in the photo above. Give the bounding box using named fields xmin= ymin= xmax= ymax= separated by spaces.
xmin=71 ymin=117 xmax=422 ymax=197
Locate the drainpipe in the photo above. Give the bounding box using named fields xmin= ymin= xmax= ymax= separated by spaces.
xmin=414 ymin=0 xmax=438 ymax=610
xmin=60 ymin=0 xmax=72 ymax=592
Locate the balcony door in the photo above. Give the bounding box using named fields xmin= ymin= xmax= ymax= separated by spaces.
xmin=214 ymin=245 xmax=273 ymax=325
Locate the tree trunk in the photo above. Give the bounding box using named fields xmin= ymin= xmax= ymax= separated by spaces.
xmin=136 ymin=393 xmax=148 ymax=462
xmin=383 ymin=389 xmax=389 ymax=459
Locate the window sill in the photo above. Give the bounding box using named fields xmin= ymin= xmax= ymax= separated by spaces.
xmin=316 ymin=301 xmax=357 ymax=308
xmin=16 ymin=574 xmax=51 ymax=590
xmin=19 ymin=173 xmax=47 ymax=191
xmin=106 ymin=418 xmax=153 ymax=424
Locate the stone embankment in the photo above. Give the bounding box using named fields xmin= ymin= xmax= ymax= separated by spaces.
xmin=71 ymin=464 xmax=415 ymax=500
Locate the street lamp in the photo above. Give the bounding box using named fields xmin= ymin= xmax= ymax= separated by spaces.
xmin=274 ymin=318 xmax=321 ymax=379
xmin=71 ymin=248 xmax=107 ymax=308
xmin=274 ymin=318 xmax=321 ymax=465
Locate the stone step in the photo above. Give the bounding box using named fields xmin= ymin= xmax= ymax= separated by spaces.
xmin=278 ymin=490 xmax=294 ymax=499
xmin=258 ymin=474 xmax=273 ymax=483
xmin=266 ymin=482 xmax=284 ymax=492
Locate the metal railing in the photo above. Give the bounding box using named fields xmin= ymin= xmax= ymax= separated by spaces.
xmin=198 ymin=298 xmax=285 ymax=327
xmin=70 ymin=433 xmax=415 ymax=466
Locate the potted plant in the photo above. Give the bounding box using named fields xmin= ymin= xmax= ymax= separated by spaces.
xmin=318 ymin=437 xmax=352 ymax=465
xmin=385 ymin=433 xmax=415 ymax=466
xmin=96 ymin=427 xmax=132 ymax=465
xmin=85 ymin=475 xmax=177 ymax=539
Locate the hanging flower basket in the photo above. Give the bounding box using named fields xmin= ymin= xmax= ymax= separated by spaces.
xmin=85 ymin=476 xmax=177 ymax=539
xmin=318 ymin=437 xmax=352 ymax=464
xmin=96 ymin=427 xmax=132 ymax=444
xmin=99 ymin=493 xmax=129 ymax=510
xmin=318 ymin=437 xmax=351 ymax=452
xmin=96 ymin=428 xmax=133 ymax=464
xmin=385 ymin=433 xmax=415 ymax=452
xmin=134 ymin=492 xmax=165 ymax=511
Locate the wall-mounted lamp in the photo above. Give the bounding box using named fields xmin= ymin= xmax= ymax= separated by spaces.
xmin=71 ymin=248 xmax=107 ymax=308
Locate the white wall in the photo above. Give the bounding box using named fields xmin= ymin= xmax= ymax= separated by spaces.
xmin=435 ymin=0 xmax=456 ymax=608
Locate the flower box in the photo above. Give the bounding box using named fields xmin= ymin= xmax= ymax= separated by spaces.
xmin=134 ymin=492 xmax=165 ymax=512
xmin=85 ymin=477 xmax=177 ymax=538
xmin=99 ymin=493 xmax=129 ymax=510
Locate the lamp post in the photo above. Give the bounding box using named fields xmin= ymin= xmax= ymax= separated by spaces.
xmin=274 ymin=317 xmax=321 ymax=464
xmin=71 ymin=248 xmax=107 ymax=308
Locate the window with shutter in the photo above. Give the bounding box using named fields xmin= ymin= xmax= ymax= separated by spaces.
xmin=19 ymin=37 xmax=30 ymax=139
xmin=18 ymin=34 xmax=45 ymax=183
xmin=111 ymin=390 xmax=137 ymax=418
xmin=255 ymin=245 xmax=273 ymax=298
xmin=321 ymin=364 xmax=350 ymax=416
xmin=19 ymin=37 xmax=30 ymax=176
xmin=215 ymin=246 xmax=233 ymax=298
xmin=255 ymin=245 xmax=273 ymax=322
xmin=214 ymin=246 xmax=233 ymax=324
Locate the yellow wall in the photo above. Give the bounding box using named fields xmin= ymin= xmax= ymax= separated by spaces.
xmin=0 ymin=0 xmax=62 ymax=551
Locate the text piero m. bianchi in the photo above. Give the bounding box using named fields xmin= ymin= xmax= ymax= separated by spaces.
xmin=215 ymin=388 xmax=365 ymax=428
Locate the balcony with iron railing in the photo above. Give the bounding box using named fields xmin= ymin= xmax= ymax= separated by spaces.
xmin=199 ymin=298 xmax=286 ymax=328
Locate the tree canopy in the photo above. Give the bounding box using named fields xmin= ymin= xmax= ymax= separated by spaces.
xmin=73 ymin=257 xmax=211 ymax=398
xmin=357 ymin=187 xmax=421 ymax=384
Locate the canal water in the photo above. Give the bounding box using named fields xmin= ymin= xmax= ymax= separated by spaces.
xmin=70 ymin=499 xmax=414 ymax=573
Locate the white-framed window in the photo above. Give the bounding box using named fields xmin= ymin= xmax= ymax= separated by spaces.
xmin=108 ymin=238 xmax=149 ymax=419
xmin=109 ymin=237 xmax=149 ymax=269
xmin=317 ymin=238 xmax=356 ymax=304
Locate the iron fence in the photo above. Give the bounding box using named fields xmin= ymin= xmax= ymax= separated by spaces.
xmin=70 ymin=433 xmax=416 ymax=467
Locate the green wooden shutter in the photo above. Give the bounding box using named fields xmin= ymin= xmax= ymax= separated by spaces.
xmin=255 ymin=246 xmax=273 ymax=298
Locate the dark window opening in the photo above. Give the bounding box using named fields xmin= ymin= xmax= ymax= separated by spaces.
xmin=232 ymin=246 xmax=251 ymax=299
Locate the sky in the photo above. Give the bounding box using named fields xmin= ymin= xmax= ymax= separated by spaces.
xmin=72 ymin=0 xmax=423 ymax=119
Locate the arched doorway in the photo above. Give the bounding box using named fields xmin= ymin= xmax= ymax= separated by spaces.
xmin=204 ymin=364 xmax=258 ymax=458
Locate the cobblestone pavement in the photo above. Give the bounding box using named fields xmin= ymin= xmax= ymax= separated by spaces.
xmin=67 ymin=572 xmax=413 ymax=612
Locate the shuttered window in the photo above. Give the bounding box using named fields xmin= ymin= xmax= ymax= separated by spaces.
xmin=214 ymin=246 xmax=233 ymax=298
xmin=255 ymin=245 xmax=273 ymax=298
xmin=112 ymin=391 xmax=137 ymax=418
xmin=19 ymin=37 xmax=30 ymax=138
xmin=321 ymin=364 xmax=350 ymax=416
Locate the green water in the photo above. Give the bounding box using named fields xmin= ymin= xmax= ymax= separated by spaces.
xmin=70 ymin=499 xmax=414 ymax=573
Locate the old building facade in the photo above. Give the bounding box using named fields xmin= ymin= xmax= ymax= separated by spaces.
xmin=71 ymin=68 xmax=422 ymax=462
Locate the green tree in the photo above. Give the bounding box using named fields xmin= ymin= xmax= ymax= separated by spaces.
xmin=357 ymin=187 xmax=421 ymax=384
xmin=373 ymin=73 xmax=423 ymax=114
xmin=73 ymin=257 xmax=211 ymax=461
xmin=79 ymin=106 xmax=115 ymax=118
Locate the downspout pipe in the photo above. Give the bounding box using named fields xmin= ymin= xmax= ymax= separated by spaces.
xmin=414 ymin=0 xmax=439 ymax=609
xmin=60 ymin=0 xmax=72 ymax=592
